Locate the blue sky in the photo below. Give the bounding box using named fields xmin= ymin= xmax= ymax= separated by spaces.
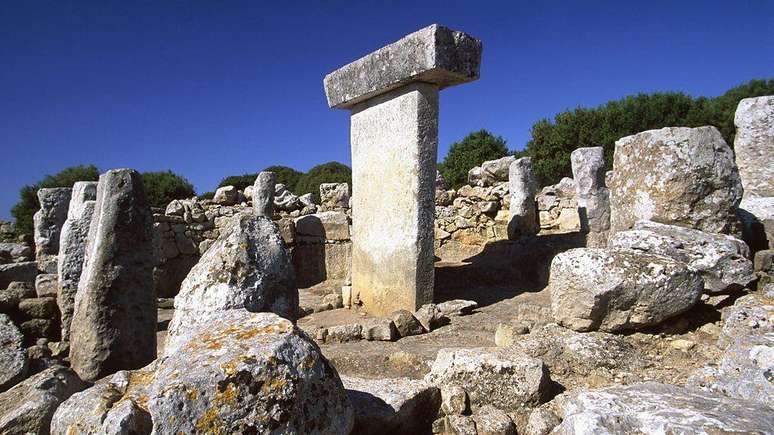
xmin=1 ymin=1 xmax=773 ymax=219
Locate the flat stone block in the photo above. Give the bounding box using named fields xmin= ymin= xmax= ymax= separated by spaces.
xmin=35 ymin=274 xmax=58 ymax=298
xmin=324 ymin=24 xmax=481 ymax=109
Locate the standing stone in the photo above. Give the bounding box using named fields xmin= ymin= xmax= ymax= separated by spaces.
xmin=253 ymin=171 xmax=276 ymax=217
xmin=33 ymin=187 xmax=72 ymax=272
xmin=609 ymin=126 xmax=742 ymax=235
xmin=56 ymin=181 xmax=97 ymax=343
xmin=165 ymin=213 xmax=298 ymax=355
xmin=508 ymin=157 xmax=539 ymax=239
xmin=324 ymin=24 xmax=481 ymax=315
xmin=69 ymin=169 xmax=156 ymax=382
xmin=734 ymin=96 xmax=774 ymax=198
xmin=570 ymin=146 xmax=610 ymax=247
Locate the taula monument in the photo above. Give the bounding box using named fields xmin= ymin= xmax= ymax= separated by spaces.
xmin=324 ymin=24 xmax=482 ymax=315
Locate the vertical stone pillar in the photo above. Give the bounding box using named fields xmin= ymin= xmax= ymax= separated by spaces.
xmin=253 ymin=171 xmax=276 ymax=217
xmin=324 ymin=24 xmax=481 ymax=315
xmin=508 ymin=157 xmax=539 ymax=239
xmin=33 ymin=187 xmax=72 ymax=273
xmin=734 ymin=96 xmax=774 ymax=199
xmin=571 ymin=147 xmax=610 ymax=247
xmin=57 ymin=181 xmax=97 ymax=342
xmin=69 ymin=169 xmax=156 ymax=381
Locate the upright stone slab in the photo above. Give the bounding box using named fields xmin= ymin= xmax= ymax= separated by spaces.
xmin=324 ymin=24 xmax=481 ymax=315
xmin=734 ymin=96 xmax=774 ymax=198
xmin=570 ymin=146 xmax=610 ymax=247
xmin=57 ymin=181 xmax=97 ymax=343
xmin=253 ymin=171 xmax=276 ymax=217
xmin=508 ymin=157 xmax=539 ymax=239
xmin=69 ymin=169 xmax=156 ymax=382
xmin=33 ymin=187 xmax=72 ymax=272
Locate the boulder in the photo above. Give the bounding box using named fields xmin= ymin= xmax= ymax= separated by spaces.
xmin=609 ymin=220 xmax=755 ymax=293
xmin=437 ymin=299 xmax=477 ymax=317
xmin=734 ymin=96 xmax=774 ymax=198
xmin=481 ymin=156 xmax=516 ymax=186
xmin=69 ymin=169 xmax=156 ymax=382
xmin=0 ymin=262 xmax=38 ymax=289
xmin=165 ymin=199 xmax=185 ymax=216
xmin=361 ymin=318 xmax=398 ymax=341
xmin=213 ymin=185 xmax=238 ymax=205
xmin=609 ymin=126 xmax=742 ymax=235
xmin=0 ymin=366 xmax=89 ymax=435
xmin=549 ymin=248 xmax=703 ymax=332
xmin=687 ymin=293 xmax=774 ymax=404
xmin=342 ymin=376 xmax=440 ymax=435
xmin=33 ymin=187 xmax=72 ymax=264
xmin=166 ymin=213 xmax=298 ymax=355
xmin=738 ymin=196 xmax=774 ymax=251
xmin=553 ymin=382 xmax=774 ymax=434
xmin=0 ymin=314 xmax=27 ymax=392
xmin=294 ymin=211 xmax=350 ymax=241
xmin=52 ymin=311 xmax=354 ymax=434
xmin=467 ymin=166 xmax=483 ymax=186
xmin=390 ymin=309 xmax=425 ymax=337
xmin=526 ymin=408 xmax=561 ymax=435
xmin=425 ymin=347 xmax=551 ymax=411
xmin=414 ymin=303 xmax=444 ymax=332
xmin=472 ymin=405 xmax=516 ymax=435
xmin=0 ymin=243 xmax=31 ymax=263
xmin=320 ymin=182 xmax=350 ymax=210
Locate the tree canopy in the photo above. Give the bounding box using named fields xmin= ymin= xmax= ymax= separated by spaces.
xmin=438 ymin=129 xmax=510 ymax=189
xmin=522 ymin=79 xmax=774 ymax=186
xmin=294 ymin=161 xmax=352 ymax=202
xmin=263 ymin=165 xmax=303 ymax=190
xmin=142 ymin=171 xmax=196 ymax=208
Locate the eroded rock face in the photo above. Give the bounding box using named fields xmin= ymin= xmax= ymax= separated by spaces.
xmin=53 ymin=311 xmax=354 ymax=434
xmin=69 ymin=169 xmax=156 ymax=382
xmin=0 ymin=365 xmax=89 ymax=435
xmin=508 ymin=157 xmax=539 ymax=238
xmin=166 ymin=213 xmax=298 ymax=355
xmin=253 ymin=171 xmax=276 ymax=217
xmin=342 ymin=376 xmax=440 ymax=435
xmin=553 ymin=382 xmax=774 ymax=434
xmin=549 ymin=248 xmax=703 ymax=332
xmin=33 ymin=187 xmax=72 ymax=269
xmin=609 ymin=220 xmax=754 ymax=293
xmin=734 ymin=96 xmax=774 ymax=198
xmin=425 ymin=347 xmax=551 ymax=411
xmin=609 ymin=126 xmax=742 ymax=235
xmin=0 ymin=314 xmax=26 ymax=392
xmin=320 ymin=182 xmax=350 ymax=210
xmin=213 ymin=185 xmax=238 ymax=205
xmin=56 ymin=181 xmax=97 ymax=342
xmin=688 ymin=293 xmax=774 ymax=404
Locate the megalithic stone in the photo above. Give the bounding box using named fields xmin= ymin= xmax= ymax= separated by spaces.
xmin=508 ymin=157 xmax=539 ymax=239
xmin=57 ymin=181 xmax=97 ymax=343
xmin=69 ymin=169 xmax=156 ymax=381
xmin=324 ymin=24 xmax=482 ymax=316
xmin=570 ymin=147 xmax=610 ymax=247
xmin=253 ymin=171 xmax=277 ymax=217
xmin=734 ymin=96 xmax=774 ymax=199
xmin=33 ymin=187 xmax=72 ymax=273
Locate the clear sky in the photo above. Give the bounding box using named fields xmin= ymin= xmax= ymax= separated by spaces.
xmin=1 ymin=0 xmax=773 ymax=219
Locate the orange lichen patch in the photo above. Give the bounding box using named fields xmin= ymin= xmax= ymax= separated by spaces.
xmin=187 ymin=388 xmax=199 ymax=402
xmin=66 ymin=425 xmax=78 ymax=435
xmin=220 ymin=356 xmax=250 ymax=377
xmin=195 ymin=406 xmax=224 ymax=434
xmin=214 ymin=382 xmax=239 ymax=407
xmin=261 ymin=377 xmax=288 ymax=394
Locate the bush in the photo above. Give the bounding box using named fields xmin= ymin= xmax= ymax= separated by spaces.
xmin=198 ymin=191 xmax=215 ymax=200
xmin=523 ymin=79 xmax=774 ymax=186
xmin=263 ymin=165 xmax=303 ymax=190
xmin=295 ymin=162 xmax=352 ymax=202
xmin=142 ymin=171 xmax=196 ymax=208
xmin=11 ymin=164 xmax=100 ymax=237
xmin=438 ymin=129 xmax=510 ymax=189
xmin=217 ymin=173 xmax=257 ymax=192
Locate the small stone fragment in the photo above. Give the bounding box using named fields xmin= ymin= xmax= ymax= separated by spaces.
xmin=390 ymin=309 xmax=425 ymax=337
xmin=440 ymin=385 xmax=468 ymax=415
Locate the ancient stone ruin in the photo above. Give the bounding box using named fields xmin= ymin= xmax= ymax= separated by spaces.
xmin=0 ymin=24 xmax=773 ymax=435
xmin=324 ymin=24 xmax=482 ymax=315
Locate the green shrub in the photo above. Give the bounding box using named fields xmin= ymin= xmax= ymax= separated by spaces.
xmin=295 ymin=162 xmax=352 ymax=202
xmin=11 ymin=164 xmax=100 ymax=237
xmin=438 ymin=129 xmax=510 ymax=189
xmin=141 ymin=171 xmax=196 ymax=208
xmin=523 ymin=79 xmax=774 ymax=186
xmin=217 ymin=173 xmax=257 ymax=192
xmin=198 ymin=191 xmax=215 ymax=200
xmin=263 ymin=165 xmax=303 ymax=191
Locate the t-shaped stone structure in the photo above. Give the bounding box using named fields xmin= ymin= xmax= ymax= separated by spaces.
xmin=324 ymin=24 xmax=482 ymax=315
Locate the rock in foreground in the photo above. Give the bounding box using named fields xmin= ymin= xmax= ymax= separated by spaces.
xmin=0 ymin=314 xmax=27 ymax=392
xmin=166 ymin=213 xmax=298 ymax=355
xmin=53 ymin=311 xmax=353 ymax=434
xmin=0 ymin=366 xmax=89 ymax=435
xmin=609 ymin=220 xmax=754 ymax=293
xmin=553 ymin=382 xmax=774 ymax=434
xmin=549 ymin=248 xmax=703 ymax=332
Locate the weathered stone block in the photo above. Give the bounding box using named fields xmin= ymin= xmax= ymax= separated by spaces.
xmin=324 ymin=24 xmax=481 ymax=109
xmin=253 ymin=171 xmax=276 ymax=217
xmin=294 ymin=211 xmax=350 ymax=242
xmin=33 ymin=187 xmax=72 ymax=264
xmin=508 ymin=157 xmax=539 ymax=239
xmin=734 ymin=96 xmax=774 ymax=198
